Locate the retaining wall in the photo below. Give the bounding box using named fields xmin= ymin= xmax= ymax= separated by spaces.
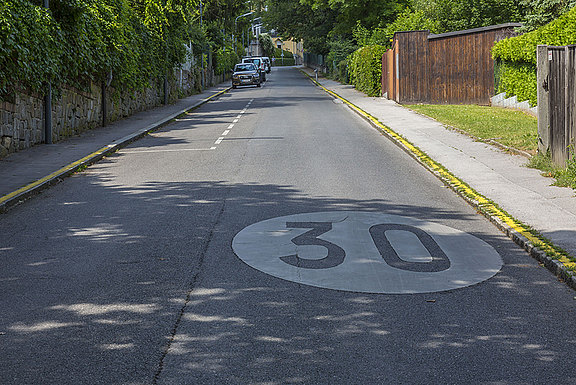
xmin=0 ymin=67 xmax=221 ymax=158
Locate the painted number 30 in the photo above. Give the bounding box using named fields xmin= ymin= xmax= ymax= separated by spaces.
xmin=280 ymin=222 xmax=450 ymax=272
xmin=232 ymin=212 xmax=502 ymax=294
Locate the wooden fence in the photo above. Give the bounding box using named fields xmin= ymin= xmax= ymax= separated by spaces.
xmin=538 ymin=45 xmax=576 ymax=165
xmin=382 ymin=24 xmax=520 ymax=105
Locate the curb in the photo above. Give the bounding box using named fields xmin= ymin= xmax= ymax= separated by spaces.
xmin=0 ymin=87 xmax=231 ymax=214
xmin=300 ymin=69 xmax=576 ymax=291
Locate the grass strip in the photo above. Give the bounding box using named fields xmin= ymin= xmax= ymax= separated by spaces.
xmin=407 ymin=104 xmax=538 ymax=154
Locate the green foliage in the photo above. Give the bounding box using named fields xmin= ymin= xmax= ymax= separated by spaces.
xmin=273 ymin=47 xmax=293 ymax=58
xmin=0 ymin=0 xmax=219 ymax=98
xmin=326 ymin=38 xmax=356 ymax=81
xmin=492 ymin=6 xmax=576 ymax=105
xmin=214 ymin=46 xmax=239 ymax=74
xmin=0 ymin=0 xmax=63 ymax=94
xmin=264 ymin=0 xmax=407 ymax=55
xmin=300 ymin=0 xmax=408 ymax=34
xmin=259 ymin=33 xmax=275 ymax=58
xmin=494 ymin=61 xmax=537 ymax=106
xmin=493 ymin=6 xmax=576 ymax=64
xmin=528 ymin=150 xmax=576 ymax=189
xmin=353 ymin=9 xmax=441 ymax=48
xmin=348 ymin=45 xmax=387 ymax=96
xmin=273 ymin=57 xmax=296 ymax=66
xmin=519 ymin=0 xmax=576 ymax=32
xmin=411 ymin=0 xmax=524 ymax=33
xmin=264 ymin=0 xmax=336 ymax=55
xmin=383 ymin=8 xmax=442 ymax=41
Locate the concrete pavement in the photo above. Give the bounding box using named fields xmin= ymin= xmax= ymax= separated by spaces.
xmin=1 ymin=68 xmax=576 ymax=289
xmin=300 ymin=67 xmax=576 ymax=288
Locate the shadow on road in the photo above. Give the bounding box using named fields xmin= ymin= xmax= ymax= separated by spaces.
xmin=2 ymin=173 xmax=576 ymax=384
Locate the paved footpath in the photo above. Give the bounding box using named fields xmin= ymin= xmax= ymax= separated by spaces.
xmin=300 ymin=68 xmax=576 ymax=281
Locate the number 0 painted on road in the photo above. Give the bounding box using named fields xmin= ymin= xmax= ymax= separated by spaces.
xmin=232 ymin=212 xmax=503 ymax=294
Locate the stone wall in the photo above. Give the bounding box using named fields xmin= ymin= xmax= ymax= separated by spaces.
xmin=0 ymin=67 xmax=210 ymax=159
xmin=1 ymin=93 xmax=45 ymax=156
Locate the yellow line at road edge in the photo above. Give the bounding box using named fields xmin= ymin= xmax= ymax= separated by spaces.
xmin=300 ymin=69 xmax=576 ymax=288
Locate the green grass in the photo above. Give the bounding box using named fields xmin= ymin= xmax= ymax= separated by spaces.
xmin=406 ymin=104 xmax=538 ymax=153
xmin=527 ymin=152 xmax=576 ymax=189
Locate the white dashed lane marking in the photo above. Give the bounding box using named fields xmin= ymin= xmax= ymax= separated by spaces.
xmin=211 ymin=98 xmax=254 ymax=150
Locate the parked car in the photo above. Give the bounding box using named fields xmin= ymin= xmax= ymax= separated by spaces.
xmin=242 ymin=57 xmax=266 ymax=82
xmin=231 ymin=63 xmax=261 ymax=89
xmin=261 ymin=57 xmax=271 ymax=73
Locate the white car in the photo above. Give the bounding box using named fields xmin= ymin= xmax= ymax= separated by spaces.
xmin=242 ymin=57 xmax=267 ymax=81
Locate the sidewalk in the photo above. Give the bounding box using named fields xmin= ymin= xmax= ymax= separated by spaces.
xmin=0 ymin=83 xmax=230 ymax=211
xmin=301 ymin=67 xmax=576 ymax=285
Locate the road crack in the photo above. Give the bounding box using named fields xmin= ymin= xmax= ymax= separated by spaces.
xmin=152 ymin=197 xmax=228 ymax=384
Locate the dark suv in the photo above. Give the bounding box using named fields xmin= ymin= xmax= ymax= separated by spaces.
xmin=232 ymin=63 xmax=261 ymax=88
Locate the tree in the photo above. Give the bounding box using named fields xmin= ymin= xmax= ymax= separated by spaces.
xmin=264 ymin=0 xmax=337 ymax=55
xmin=259 ymin=33 xmax=275 ymax=57
xmin=353 ymin=8 xmax=441 ymax=48
xmin=301 ymin=0 xmax=408 ymax=33
xmin=411 ymin=0 xmax=525 ymax=33
xmin=519 ymin=0 xmax=576 ymax=31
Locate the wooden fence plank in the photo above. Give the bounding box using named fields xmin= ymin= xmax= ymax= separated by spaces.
xmin=549 ymin=47 xmax=567 ymax=165
xmin=382 ymin=24 xmax=520 ymax=105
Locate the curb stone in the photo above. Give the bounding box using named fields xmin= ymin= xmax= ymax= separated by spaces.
xmin=0 ymin=87 xmax=231 ymax=214
xmin=299 ymin=69 xmax=576 ymax=291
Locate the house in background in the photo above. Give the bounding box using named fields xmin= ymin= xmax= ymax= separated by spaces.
xmin=270 ymin=33 xmax=304 ymax=65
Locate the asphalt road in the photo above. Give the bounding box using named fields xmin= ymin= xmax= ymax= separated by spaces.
xmin=2 ymin=67 xmax=576 ymax=384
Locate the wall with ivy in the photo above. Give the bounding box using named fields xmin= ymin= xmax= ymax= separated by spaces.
xmin=492 ymin=7 xmax=576 ymax=106
xmin=0 ymin=0 xmax=201 ymax=96
xmin=0 ymin=0 xmax=218 ymax=156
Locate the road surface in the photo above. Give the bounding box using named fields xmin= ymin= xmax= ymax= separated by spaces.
xmin=1 ymin=67 xmax=576 ymax=384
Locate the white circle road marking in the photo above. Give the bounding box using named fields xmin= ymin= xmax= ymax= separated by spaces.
xmin=232 ymin=212 xmax=503 ymax=294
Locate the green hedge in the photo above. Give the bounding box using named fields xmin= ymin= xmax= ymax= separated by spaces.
xmin=0 ymin=0 xmax=200 ymax=97
xmin=493 ymin=7 xmax=576 ymax=65
xmin=273 ymin=57 xmax=296 ymax=66
xmin=492 ymin=7 xmax=576 ymax=105
xmin=215 ymin=47 xmax=239 ymax=75
xmin=348 ymin=45 xmax=387 ymax=97
xmin=494 ymin=61 xmax=537 ymax=106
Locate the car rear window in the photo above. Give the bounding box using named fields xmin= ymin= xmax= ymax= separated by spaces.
xmin=244 ymin=58 xmax=261 ymax=66
xmin=235 ymin=64 xmax=256 ymax=71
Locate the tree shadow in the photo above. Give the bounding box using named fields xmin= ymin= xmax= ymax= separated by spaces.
xmin=2 ymin=176 xmax=576 ymax=384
